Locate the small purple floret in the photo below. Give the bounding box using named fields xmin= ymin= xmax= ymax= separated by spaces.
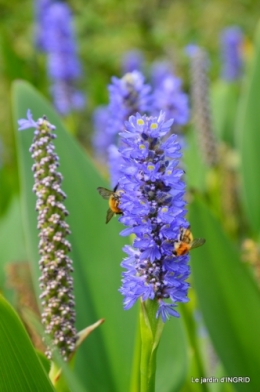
xmin=18 ymin=110 xmax=39 ymax=130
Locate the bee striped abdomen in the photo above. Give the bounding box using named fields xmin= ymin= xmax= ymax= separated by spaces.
xmin=173 ymin=242 xmax=190 ymax=256
xmin=109 ymin=195 xmax=122 ymax=214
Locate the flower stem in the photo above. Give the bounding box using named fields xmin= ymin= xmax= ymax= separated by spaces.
xmin=180 ymin=303 xmax=210 ymax=392
xmin=139 ymin=299 xmax=164 ymax=392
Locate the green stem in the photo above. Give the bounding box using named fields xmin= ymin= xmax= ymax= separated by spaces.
xmin=139 ymin=299 xmax=164 ymax=392
xmin=180 ymin=303 xmax=210 ymax=392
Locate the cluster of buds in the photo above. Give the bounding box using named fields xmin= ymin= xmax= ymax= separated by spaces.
xmin=188 ymin=46 xmax=219 ymax=167
xmin=19 ymin=111 xmax=77 ymax=360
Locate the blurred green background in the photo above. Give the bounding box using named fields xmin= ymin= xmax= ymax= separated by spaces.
xmin=1 ymin=0 xmax=260 ymax=185
xmin=1 ymin=1 xmax=260 ymax=391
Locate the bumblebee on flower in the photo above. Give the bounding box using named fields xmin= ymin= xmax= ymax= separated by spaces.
xmin=117 ymin=111 xmax=195 ymax=321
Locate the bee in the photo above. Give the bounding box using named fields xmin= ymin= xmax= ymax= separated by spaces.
xmin=97 ymin=184 xmax=123 ymax=224
xmin=173 ymin=226 xmax=205 ymax=256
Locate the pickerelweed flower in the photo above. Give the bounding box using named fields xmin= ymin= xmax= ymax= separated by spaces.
xmin=107 ymin=71 xmax=151 ymax=136
xmin=117 ymin=112 xmax=190 ymax=321
xmin=151 ymin=72 xmax=189 ymax=126
xmin=220 ymin=26 xmax=243 ymax=81
xmin=104 ymin=71 xmax=152 ymax=185
xmin=18 ymin=110 xmax=77 ymax=360
xmin=42 ymin=2 xmax=85 ymax=115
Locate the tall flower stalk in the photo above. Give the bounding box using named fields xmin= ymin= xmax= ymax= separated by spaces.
xmin=151 ymin=69 xmax=190 ymax=132
xmin=18 ymin=110 xmax=77 ymax=361
xmin=220 ymin=26 xmax=243 ymax=81
xmin=107 ymin=71 xmax=151 ymax=137
xmin=118 ymin=112 xmax=190 ymax=320
xmin=116 ymin=111 xmax=190 ymax=390
xmin=188 ymin=46 xmax=219 ymax=166
xmin=97 ymin=71 xmax=152 ymax=186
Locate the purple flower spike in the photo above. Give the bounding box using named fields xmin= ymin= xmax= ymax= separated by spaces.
xmin=117 ymin=112 xmax=191 ymax=321
xmin=107 ymin=71 xmax=152 ymax=136
xmin=94 ymin=71 xmax=152 ymax=184
xmin=220 ymin=26 xmax=243 ymax=81
xmin=36 ymin=2 xmax=85 ymax=115
xmin=152 ymin=74 xmax=189 ymax=125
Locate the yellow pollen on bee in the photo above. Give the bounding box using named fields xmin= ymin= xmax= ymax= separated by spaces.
xmin=137 ymin=119 xmax=145 ymax=125
xmin=150 ymin=123 xmax=158 ymax=129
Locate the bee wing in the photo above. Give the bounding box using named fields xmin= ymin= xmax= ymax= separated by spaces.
xmin=190 ymin=238 xmax=206 ymax=250
xmin=97 ymin=187 xmax=113 ymax=200
xmin=113 ymin=183 xmax=119 ymax=192
xmin=106 ymin=208 xmax=114 ymax=224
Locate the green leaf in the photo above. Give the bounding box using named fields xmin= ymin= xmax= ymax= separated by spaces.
xmin=0 ymin=165 xmax=17 ymax=217
xmin=22 ymin=308 xmax=87 ymax=392
xmin=236 ymin=20 xmax=260 ymax=233
xmin=0 ymin=196 xmax=27 ymax=293
xmin=183 ymin=127 xmax=207 ymax=192
xmin=189 ymin=196 xmax=260 ymax=392
xmin=0 ymin=295 xmax=55 ymax=392
xmin=0 ymin=196 xmax=26 ymax=264
xmin=156 ymin=316 xmax=188 ymax=392
xmin=37 ymin=351 xmax=51 ymax=376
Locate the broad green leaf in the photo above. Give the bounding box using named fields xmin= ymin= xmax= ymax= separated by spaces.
xmin=0 ymin=196 xmax=26 ymax=263
xmin=37 ymin=350 xmax=51 ymax=376
xmin=22 ymin=308 xmax=87 ymax=392
xmin=0 ymin=295 xmax=55 ymax=392
xmin=236 ymin=20 xmax=260 ymax=233
xmin=156 ymin=316 xmax=188 ymax=392
xmin=183 ymin=127 xmax=207 ymax=192
xmin=12 ymin=80 xmax=188 ymax=391
xmin=0 ymin=165 xmax=17 ymax=217
xmin=189 ymin=197 xmax=260 ymax=392
xmin=0 ymin=196 xmax=27 ymax=294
